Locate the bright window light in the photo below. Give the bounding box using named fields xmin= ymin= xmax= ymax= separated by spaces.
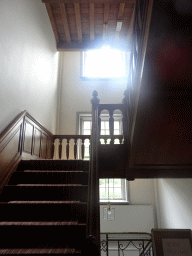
xmin=82 ymin=46 xmax=127 ymax=78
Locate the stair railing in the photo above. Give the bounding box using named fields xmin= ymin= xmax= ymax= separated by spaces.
xmin=86 ymin=90 xmax=101 ymax=255
xmin=100 ymin=232 xmax=153 ymax=256
xmin=53 ymin=135 xmax=90 ymax=160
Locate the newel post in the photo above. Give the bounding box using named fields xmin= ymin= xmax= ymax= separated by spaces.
xmin=86 ymin=90 xmax=100 ymax=256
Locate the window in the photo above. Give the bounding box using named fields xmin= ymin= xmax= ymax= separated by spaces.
xmin=81 ymin=46 xmax=129 ymax=79
xmin=78 ymin=113 xmax=129 ymax=203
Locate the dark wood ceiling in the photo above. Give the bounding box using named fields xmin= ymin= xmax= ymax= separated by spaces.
xmin=42 ymin=0 xmax=135 ymax=50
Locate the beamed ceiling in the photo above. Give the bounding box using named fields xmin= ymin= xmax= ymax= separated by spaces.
xmin=42 ymin=0 xmax=136 ymax=50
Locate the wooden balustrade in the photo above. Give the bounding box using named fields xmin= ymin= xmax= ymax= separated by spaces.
xmin=53 ymin=135 xmax=91 ymax=160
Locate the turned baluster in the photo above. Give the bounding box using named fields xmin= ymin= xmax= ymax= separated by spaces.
xmin=66 ymin=138 xmax=70 ymax=159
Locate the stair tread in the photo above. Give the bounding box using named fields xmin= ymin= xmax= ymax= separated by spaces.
xmin=23 ymin=170 xmax=84 ymax=172
xmin=5 ymin=201 xmax=86 ymax=204
xmin=0 ymin=221 xmax=86 ymax=226
xmin=0 ymin=248 xmax=81 ymax=254
xmin=9 ymin=184 xmax=87 ymax=187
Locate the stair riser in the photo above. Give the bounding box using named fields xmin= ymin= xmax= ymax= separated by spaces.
xmin=17 ymin=160 xmax=87 ymax=171
xmin=1 ymin=187 xmax=88 ymax=202
xmin=0 ymin=204 xmax=87 ymax=223
xmin=0 ymin=226 xmax=86 ymax=248
xmin=9 ymin=172 xmax=88 ymax=185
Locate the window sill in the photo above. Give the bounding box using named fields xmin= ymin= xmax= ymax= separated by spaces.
xmin=100 ymin=200 xmax=129 ymax=205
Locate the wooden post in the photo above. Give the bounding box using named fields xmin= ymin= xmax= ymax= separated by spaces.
xmin=86 ymin=90 xmax=100 ymax=256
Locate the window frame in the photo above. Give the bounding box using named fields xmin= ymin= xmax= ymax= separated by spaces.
xmin=80 ymin=50 xmax=130 ymax=80
xmin=77 ymin=112 xmax=129 ymax=204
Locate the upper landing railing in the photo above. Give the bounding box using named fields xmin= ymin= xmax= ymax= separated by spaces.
xmin=53 ymin=135 xmax=91 ymax=160
xmin=53 ymin=91 xmax=129 ymax=162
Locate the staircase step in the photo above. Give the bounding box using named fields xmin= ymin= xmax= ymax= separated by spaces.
xmin=0 ymin=248 xmax=81 ymax=255
xmin=0 ymin=202 xmax=87 ymax=222
xmin=8 ymin=171 xmax=88 ymax=185
xmin=0 ymin=185 xmax=88 ymax=202
xmin=17 ymin=160 xmax=89 ymax=171
xmin=0 ymin=224 xmax=86 ymax=248
xmin=0 ymin=159 xmax=89 ymax=254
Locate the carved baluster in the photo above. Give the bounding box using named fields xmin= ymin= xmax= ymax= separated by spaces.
xmin=66 ymin=138 xmax=70 ymax=159
xmin=59 ymin=139 xmax=62 ymax=159
xmin=104 ymin=137 xmax=107 ymax=145
xmin=53 ymin=139 xmax=58 ymax=159
xmin=74 ymin=138 xmax=77 ymax=159
xmin=81 ymin=138 xmax=85 ymax=160
xmin=109 ymin=110 xmax=114 ymax=144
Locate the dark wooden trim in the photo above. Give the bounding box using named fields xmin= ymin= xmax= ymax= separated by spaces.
xmin=128 ymin=164 xmax=192 ymax=179
xmin=42 ymin=0 xmax=136 ymax=4
xmin=57 ymin=38 xmax=130 ymax=51
xmin=54 ymin=135 xmax=91 ymax=140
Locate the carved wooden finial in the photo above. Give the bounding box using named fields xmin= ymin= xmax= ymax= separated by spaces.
xmin=91 ymin=90 xmax=100 ymax=105
xmin=123 ymin=89 xmax=129 ymax=104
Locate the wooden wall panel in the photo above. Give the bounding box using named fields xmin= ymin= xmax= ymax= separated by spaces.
xmin=40 ymin=133 xmax=48 ymax=159
xmin=0 ymin=111 xmax=54 ymax=189
xmin=23 ymin=120 xmax=34 ymax=154
xmin=133 ymin=97 xmax=192 ymax=165
xmin=33 ymin=128 xmax=41 ymax=157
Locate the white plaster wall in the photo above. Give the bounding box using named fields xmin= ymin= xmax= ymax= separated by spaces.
xmin=155 ymin=179 xmax=192 ymax=229
xmin=58 ymin=50 xmax=156 ymax=230
xmin=59 ymin=51 xmax=128 ymax=134
xmin=100 ymin=205 xmax=154 ymax=233
xmin=0 ymin=0 xmax=59 ymax=134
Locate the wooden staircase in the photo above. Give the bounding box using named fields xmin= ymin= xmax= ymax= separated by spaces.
xmin=0 ymin=160 xmax=89 ymax=255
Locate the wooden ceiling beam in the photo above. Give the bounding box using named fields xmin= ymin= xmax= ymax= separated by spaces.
xmin=57 ymin=39 xmax=129 ymax=51
xmin=59 ymin=3 xmax=71 ymax=43
xmin=45 ymin=3 xmax=59 ymax=43
xmin=103 ymin=3 xmax=110 ymax=39
xmin=117 ymin=2 xmax=125 ymax=20
xmin=126 ymin=5 xmax=135 ymax=40
xmin=115 ymin=3 xmax=125 ymax=40
xmin=74 ymin=3 xmax=82 ymax=42
xmin=90 ymin=3 xmax=95 ymax=40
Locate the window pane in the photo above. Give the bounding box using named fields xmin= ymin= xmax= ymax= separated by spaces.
xmin=109 ymin=188 xmax=114 ymax=198
xmin=100 ymin=188 xmax=106 ymax=198
xmin=105 ymin=130 xmax=110 ymax=135
xmin=99 ymin=179 xmax=105 ymax=187
xmin=84 ymin=121 xmax=91 ymax=129
xmin=114 ymin=188 xmax=121 ymax=198
xmin=105 ymin=122 xmax=109 ymax=129
xmin=84 ymin=129 xmax=91 ymax=135
xmin=101 ymin=122 xmax=105 ymax=129
xmin=109 ymin=179 xmax=113 ymax=187
xmin=114 ymin=179 xmax=121 ymax=187
xmin=100 ymin=130 xmax=105 ymax=135
xmin=114 ymin=121 xmax=119 ymax=130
